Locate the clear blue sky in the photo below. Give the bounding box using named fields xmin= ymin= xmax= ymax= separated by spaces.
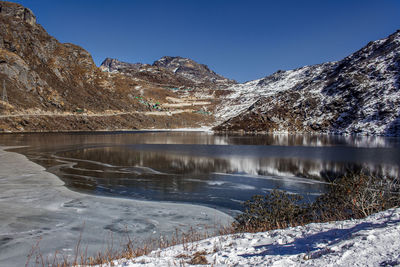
xmin=9 ymin=0 xmax=400 ymax=82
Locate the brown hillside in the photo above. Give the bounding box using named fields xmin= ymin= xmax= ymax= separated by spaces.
xmin=0 ymin=1 xmax=218 ymax=132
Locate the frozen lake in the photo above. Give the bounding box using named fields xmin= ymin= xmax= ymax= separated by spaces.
xmin=3 ymin=131 xmax=400 ymax=213
xmin=0 ymin=131 xmax=400 ymax=265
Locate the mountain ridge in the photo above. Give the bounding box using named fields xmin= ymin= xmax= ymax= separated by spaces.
xmin=214 ymin=29 xmax=400 ymax=136
xmin=100 ymin=56 xmax=236 ymax=88
xmin=0 ymin=0 xmax=399 ymax=135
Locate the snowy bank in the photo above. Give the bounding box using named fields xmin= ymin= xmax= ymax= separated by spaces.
xmin=0 ymin=146 xmax=232 ymax=267
xmin=110 ymin=207 xmax=400 ymax=266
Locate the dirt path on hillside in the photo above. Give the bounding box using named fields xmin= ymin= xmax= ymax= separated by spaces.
xmin=0 ymin=109 xmax=195 ymax=118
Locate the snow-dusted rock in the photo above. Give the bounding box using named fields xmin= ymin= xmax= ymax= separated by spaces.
xmin=214 ymin=30 xmax=400 ymax=136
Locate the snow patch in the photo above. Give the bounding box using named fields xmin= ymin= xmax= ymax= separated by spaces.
xmin=111 ymin=207 xmax=400 ymax=267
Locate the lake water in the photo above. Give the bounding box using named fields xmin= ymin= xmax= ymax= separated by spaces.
xmin=1 ymin=131 xmax=399 ymax=215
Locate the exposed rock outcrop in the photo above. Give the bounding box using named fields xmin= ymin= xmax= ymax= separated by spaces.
xmin=0 ymin=1 xmax=36 ymax=25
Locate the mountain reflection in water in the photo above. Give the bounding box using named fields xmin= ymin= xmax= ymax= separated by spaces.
xmin=1 ymin=131 xmax=399 ymax=214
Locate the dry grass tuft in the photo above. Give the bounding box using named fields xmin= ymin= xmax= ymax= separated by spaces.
xmin=188 ymin=251 xmax=208 ymax=265
xmin=25 ymin=223 xmax=232 ymax=266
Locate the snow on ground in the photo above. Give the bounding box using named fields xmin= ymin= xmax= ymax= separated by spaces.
xmin=110 ymin=207 xmax=400 ymax=267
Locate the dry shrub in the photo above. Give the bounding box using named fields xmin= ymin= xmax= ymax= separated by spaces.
xmin=234 ymin=190 xmax=307 ymax=232
xmin=313 ymin=172 xmax=400 ymax=220
xmin=234 ymin=172 xmax=400 ymax=232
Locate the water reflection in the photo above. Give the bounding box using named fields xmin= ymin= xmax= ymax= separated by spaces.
xmin=218 ymin=133 xmax=400 ymax=148
xmin=1 ymin=131 xmax=400 ymax=148
xmin=54 ymin=145 xmax=400 ymax=179
xmin=0 ymin=131 xmax=399 ymax=214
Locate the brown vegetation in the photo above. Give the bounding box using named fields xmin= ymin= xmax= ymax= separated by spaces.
xmin=0 ymin=1 xmax=220 ymax=132
xmin=25 ymin=225 xmax=232 ymax=267
xmin=234 ymin=172 xmax=400 ymax=233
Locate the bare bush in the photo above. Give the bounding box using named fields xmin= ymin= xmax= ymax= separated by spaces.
xmin=234 ymin=190 xmax=307 ymax=232
xmin=314 ymin=172 xmax=400 ymax=220
xmin=234 ymin=172 xmax=400 ymax=232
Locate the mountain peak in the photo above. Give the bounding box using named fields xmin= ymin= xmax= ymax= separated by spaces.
xmin=99 ymin=58 xmax=145 ymax=73
xmin=153 ymin=56 xmax=236 ymax=85
xmin=99 ymin=56 xmax=236 ymax=86
xmin=153 ymin=56 xmax=194 ymax=68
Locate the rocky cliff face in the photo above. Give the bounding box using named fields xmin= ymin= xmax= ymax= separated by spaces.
xmin=214 ymin=30 xmax=400 ymax=136
xmin=0 ymin=1 xmax=35 ymax=25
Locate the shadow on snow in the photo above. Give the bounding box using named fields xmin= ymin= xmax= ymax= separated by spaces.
xmin=239 ymin=211 xmax=400 ymax=259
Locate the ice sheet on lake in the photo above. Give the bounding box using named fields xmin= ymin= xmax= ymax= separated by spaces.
xmin=0 ymin=147 xmax=233 ymax=266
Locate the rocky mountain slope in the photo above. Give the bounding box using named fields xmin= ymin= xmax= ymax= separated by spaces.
xmin=0 ymin=1 xmax=156 ymax=114
xmin=0 ymin=1 xmax=216 ymax=132
xmin=100 ymin=56 xmax=236 ymax=88
xmin=214 ymin=30 xmax=400 ymax=136
xmin=100 ymin=57 xmax=200 ymax=89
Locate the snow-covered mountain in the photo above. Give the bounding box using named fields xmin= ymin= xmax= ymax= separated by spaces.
xmin=214 ymin=30 xmax=400 ymax=136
